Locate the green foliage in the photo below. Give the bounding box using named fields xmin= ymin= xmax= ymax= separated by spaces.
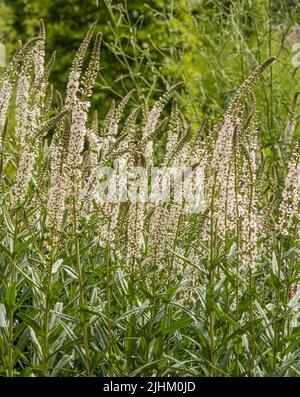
xmin=1 ymin=0 xmax=300 ymax=378
xmin=3 ymin=0 xmax=169 ymax=117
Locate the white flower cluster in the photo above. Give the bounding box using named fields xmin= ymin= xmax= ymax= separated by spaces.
xmin=278 ymin=150 xmax=300 ymax=236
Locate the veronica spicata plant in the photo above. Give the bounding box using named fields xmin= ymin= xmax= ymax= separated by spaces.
xmin=0 ymin=19 xmax=300 ymax=378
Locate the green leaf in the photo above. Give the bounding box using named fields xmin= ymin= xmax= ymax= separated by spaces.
xmin=5 ymin=283 xmax=16 ymax=309
xmin=52 ymin=259 xmax=63 ymax=274
xmin=0 ymin=303 xmax=7 ymax=327
xmin=271 ymin=251 xmax=279 ymax=278
xmin=154 ymin=316 xmax=192 ymax=337
xmin=18 ymin=313 xmax=42 ymax=335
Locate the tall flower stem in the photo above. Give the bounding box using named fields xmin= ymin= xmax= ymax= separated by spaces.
xmin=162 ymin=214 xmax=182 ymax=362
xmin=249 ymin=268 xmax=255 ymax=374
xmin=42 ymin=241 xmax=55 ymax=376
xmin=273 ymin=238 xmax=282 ymax=372
xmin=127 ymin=257 xmax=137 ymax=373
xmin=145 ymin=249 xmax=158 ymax=366
xmin=6 ymin=211 xmax=19 ymax=377
xmin=233 ymin=135 xmax=240 ymax=376
xmin=286 ymin=249 xmax=295 ymax=338
xmin=247 ymin=159 xmax=256 ymax=375
xmin=105 ymin=243 xmax=113 ymax=376
xmin=208 ymin=175 xmax=216 ymax=376
xmin=72 ymin=192 xmax=92 ymax=376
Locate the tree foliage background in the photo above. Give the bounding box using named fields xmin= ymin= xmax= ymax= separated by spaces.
xmin=1 ymin=0 xmax=300 ymax=121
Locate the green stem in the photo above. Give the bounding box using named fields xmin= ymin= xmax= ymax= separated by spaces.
xmin=105 ymin=244 xmax=113 ymax=376
xmin=249 ymin=268 xmax=255 ymax=374
xmin=209 ymin=177 xmax=216 ymax=376
xmin=162 ymin=214 xmax=182 ymax=363
xmin=146 ymin=249 xmax=157 ymax=363
xmin=127 ymin=257 xmax=137 ymax=373
xmin=286 ymin=249 xmax=294 ymax=338
xmin=42 ymin=243 xmax=55 ymax=376
xmin=6 ymin=211 xmax=19 ymax=377
xmin=72 ymin=193 xmax=92 ymax=376
xmin=233 ymin=136 xmax=240 ymax=376
xmin=272 ymin=236 xmax=282 ymax=372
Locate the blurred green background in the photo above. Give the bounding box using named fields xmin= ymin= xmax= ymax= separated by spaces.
xmin=1 ymin=0 xmax=300 ymax=157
